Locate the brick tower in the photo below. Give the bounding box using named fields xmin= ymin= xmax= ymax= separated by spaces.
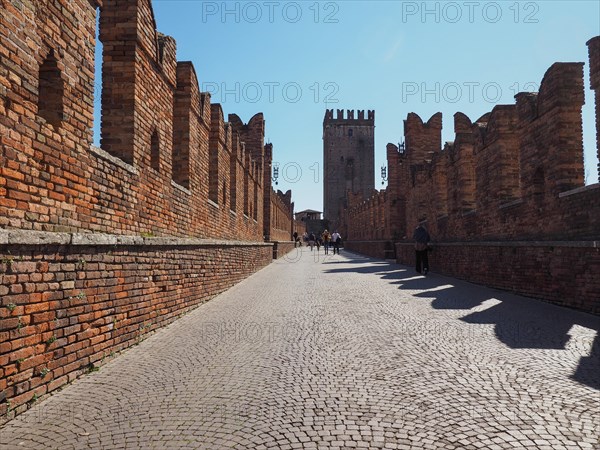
xmin=323 ymin=109 xmax=375 ymax=227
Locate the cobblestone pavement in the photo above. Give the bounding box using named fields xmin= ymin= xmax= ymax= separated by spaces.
xmin=1 ymin=249 xmax=599 ymax=449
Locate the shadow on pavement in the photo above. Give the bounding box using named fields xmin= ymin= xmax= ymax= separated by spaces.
xmin=330 ymin=251 xmax=600 ymax=390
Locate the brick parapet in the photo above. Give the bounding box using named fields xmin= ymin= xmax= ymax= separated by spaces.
xmin=271 ymin=241 xmax=296 ymax=259
xmin=344 ymin=241 xmax=396 ymax=260
xmin=0 ymin=240 xmax=273 ymax=421
xmin=391 ymin=59 xmax=594 ymax=242
xmin=395 ymin=242 xmax=600 ymax=315
xmin=268 ymin=189 xmax=294 ymax=242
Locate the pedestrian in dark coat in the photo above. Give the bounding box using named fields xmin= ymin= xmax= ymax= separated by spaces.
xmin=413 ymin=222 xmax=431 ymax=275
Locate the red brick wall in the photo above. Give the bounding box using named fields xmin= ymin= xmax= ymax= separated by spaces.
xmin=0 ymin=0 xmax=293 ymax=241
xmin=293 ymin=220 xmax=307 ymax=237
xmin=395 ymin=242 xmax=600 ymax=315
xmin=272 ymin=241 xmax=296 ymax=259
xmin=344 ymin=241 xmax=396 ymax=260
xmin=371 ymin=61 xmax=594 ymax=242
xmin=0 ymin=232 xmax=272 ymax=421
xmin=1 ymin=0 xmax=98 ymax=230
xmin=345 ymin=53 xmax=599 ymax=244
xmin=588 ymin=37 xmax=600 ymax=179
xmin=269 ymin=189 xmax=294 ymax=242
xmin=344 ymin=190 xmax=388 ymax=242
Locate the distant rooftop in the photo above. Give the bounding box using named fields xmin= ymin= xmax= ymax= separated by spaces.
xmin=296 ymin=209 xmax=322 ymax=214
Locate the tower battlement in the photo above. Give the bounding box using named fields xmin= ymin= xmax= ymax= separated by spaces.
xmin=323 ymin=108 xmax=375 ymax=226
xmin=324 ymin=109 xmax=375 ymax=125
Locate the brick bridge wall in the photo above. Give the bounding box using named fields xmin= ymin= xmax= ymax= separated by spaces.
xmin=0 ymin=231 xmax=273 ymax=421
xmin=269 ymin=188 xmax=295 ymax=258
xmin=344 ymin=37 xmax=600 ymax=315
xmin=0 ymin=0 xmax=294 ymax=421
xmin=395 ymin=241 xmax=600 ymax=316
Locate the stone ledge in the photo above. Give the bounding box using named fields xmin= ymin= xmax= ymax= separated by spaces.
xmin=116 ymin=235 xmax=146 ymax=246
xmin=171 ymin=180 xmax=191 ymax=195
xmin=72 ymin=233 xmax=118 ymax=246
xmin=498 ymin=198 xmax=524 ymax=210
xmin=395 ymin=241 xmax=600 ymax=248
xmin=558 ymin=182 xmax=600 ymax=198
xmin=0 ymin=230 xmax=273 ymax=248
xmin=7 ymin=230 xmax=72 ymax=245
xmin=89 ymin=145 xmax=138 ymax=175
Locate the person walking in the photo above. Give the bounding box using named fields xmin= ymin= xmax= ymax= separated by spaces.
xmin=413 ymin=222 xmax=431 ymax=275
xmin=331 ymin=230 xmax=342 ymax=255
xmin=308 ymin=232 xmax=315 ymax=251
xmin=322 ymin=229 xmax=331 ymax=255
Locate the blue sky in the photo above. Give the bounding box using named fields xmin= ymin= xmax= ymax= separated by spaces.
xmin=94 ymin=1 xmax=600 ymax=213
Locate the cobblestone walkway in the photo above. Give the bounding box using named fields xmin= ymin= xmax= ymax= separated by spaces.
xmin=1 ymin=249 xmax=599 ymax=449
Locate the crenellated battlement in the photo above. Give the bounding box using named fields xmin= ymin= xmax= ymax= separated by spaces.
xmin=229 ymin=112 xmax=265 ymax=162
xmin=324 ymin=108 xmax=375 ymax=125
xmin=0 ymin=0 xmax=294 ymax=241
xmin=341 ymin=39 xmax=600 ymax=315
xmin=343 ymin=41 xmax=599 ymax=247
xmin=403 ymin=112 xmax=443 ymax=164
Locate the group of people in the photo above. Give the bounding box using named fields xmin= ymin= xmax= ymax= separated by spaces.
xmin=293 ymin=230 xmax=342 ymax=255
xmin=291 ymin=222 xmax=431 ymax=273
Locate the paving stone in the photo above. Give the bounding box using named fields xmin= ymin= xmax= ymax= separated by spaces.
xmin=0 ymin=250 xmax=598 ymax=449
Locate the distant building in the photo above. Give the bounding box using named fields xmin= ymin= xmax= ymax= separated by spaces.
xmin=295 ymin=209 xmax=322 ymax=221
xmin=295 ymin=209 xmax=326 ymax=235
xmin=323 ymin=109 xmax=375 ymax=229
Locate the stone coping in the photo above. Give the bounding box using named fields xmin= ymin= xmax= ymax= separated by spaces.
xmin=396 ymin=241 xmax=600 ymax=248
xmin=90 ymin=145 xmax=138 ymax=175
xmin=0 ymin=230 xmax=272 ymax=247
xmin=171 ymin=179 xmax=191 ymax=195
xmin=558 ymin=182 xmax=600 ymax=198
xmin=346 ymin=240 xmax=600 ymax=248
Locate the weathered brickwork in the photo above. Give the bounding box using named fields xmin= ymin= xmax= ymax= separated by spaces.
xmin=293 ymin=219 xmax=307 ymax=237
xmin=268 ymin=189 xmax=294 ymax=243
xmin=271 ymin=241 xmax=296 ymax=259
xmin=0 ymin=0 xmax=296 ymax=421
xmin=343 ymin=39 xmax=600 ymax=314
xmin=341 ymin=190 xmax=388 ymax=241
xmin=588 ymin=37 xmax=600 ymax=176
xmin=342 ymin=240 xmax=396 ymax=260
xmin=395 ymin=242 xmax=600 ymax=315
xmin=0 ymin=232 xmax=272 ymax=421
xmin=0 ymin=0 xmax=293 ymax=240
xmin=263 ymin=143 xmax=294 ymax=243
